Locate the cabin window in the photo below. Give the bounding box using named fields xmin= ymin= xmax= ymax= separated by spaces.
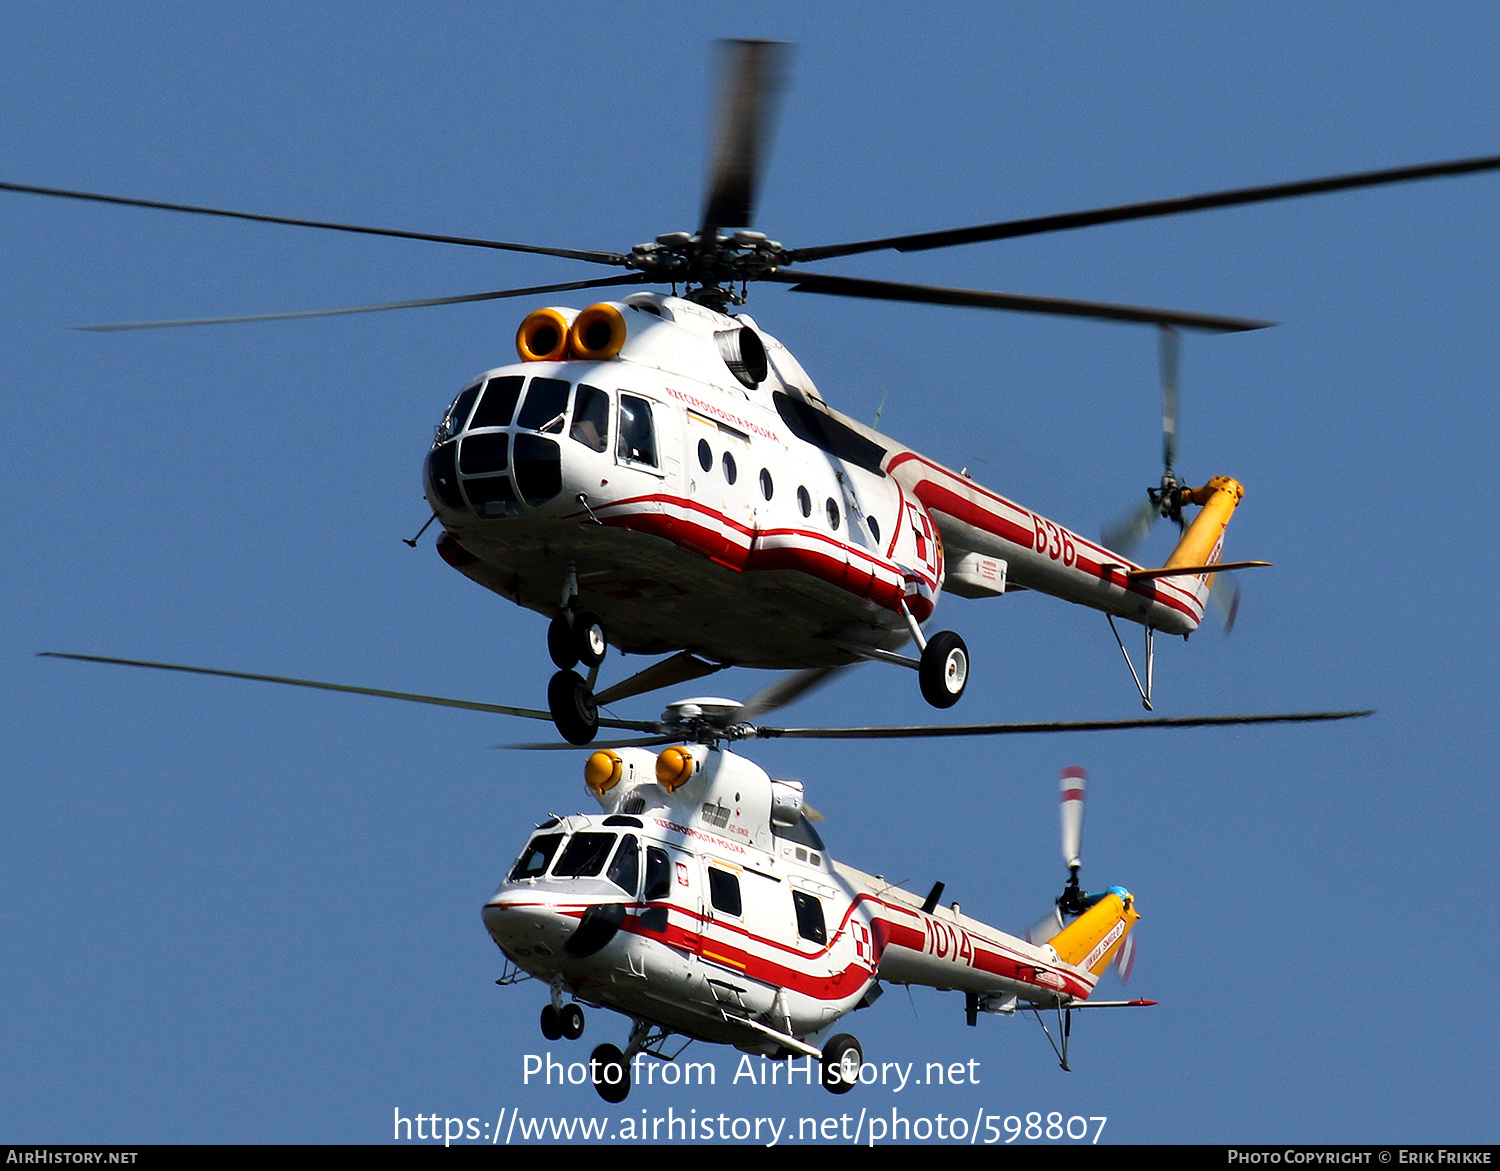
xmin=759 ymin=468 xmax=773 ymax=500
xmin=551 ymin=831 xmax=616 ymax=878
xmin=773 ymin=813 xmax=826 ymax=852
xmin=697 ymin=439 xmax=713 ymax=471
xmin=867 ymin=515 xmax=880 ymax=543
xmin=516 ymin=377 xmax=571 ymax=433
xmin=771 ymin=391 xmax=888 ymax=476
xmin=722 ymin=451 xmax=738 ymax=485
xmin=792 ymin=890 xmax=827 ymax=945
xmin=509 ymin=832 xmax=563 ymax=881
xmin=469 ymin=375 xmax=524 ymax=430
xmin=570 ymin=384 xmax=610 ymax=452
xmin=618 ymin=395 xmax=658 ymax=467
xmin=644 ymin=846 xmax=671 ymax=901
xmin=438 ymin=382 xmax=482 ymax=442
xmin=707 ymin=867 xmax=742 ymax=917
xmin=826 ymin=498 xmax=841 ymax=530
xmin=606 ymin=834 xmax=639 ymax=895
xmin=797 ymin=486 xmax=811 ymax=517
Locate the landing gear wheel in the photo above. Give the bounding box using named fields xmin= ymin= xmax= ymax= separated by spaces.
xmin=548 ymin=670 xmax=599 ymax=745
xmin=539 ymin=1004 xmax=562 ymax=1041
xmin=821 ymin=1033 xmax=863 ymax=1095
xmin=559 ymin=1003 xmax=585 ymax=1040
xmin=591 ymin=1042 xmax=630 ymax=1103
xmin=574 ymin=611 xmax=607 ymax=668
xmin=919 ymin=630 xmax=969 ymax=709
xmin=547 ymin=613 xmax=578 ymax=670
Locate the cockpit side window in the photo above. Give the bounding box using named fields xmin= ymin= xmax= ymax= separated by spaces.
xmin=516 ymin=377 xmax=571 ymax=433
xmin=570 ymin=384 xmax=610 ymax=453
xmin=605 ymin=834 xmax=639 ymax=895
xmin=469 ymin=376 xmax=524 ymax=429
xmin=509 ymin=832 xmax=563 ymax=881
xmin=439 ymin=383 xmax=482 ymax=442
xmin=643 ymin=846 xmax=671 ymax=901
xmin=617 ymin=395 xmax=658 ymax=467
xmin=551 ymin=831 xmax=617 ymax=878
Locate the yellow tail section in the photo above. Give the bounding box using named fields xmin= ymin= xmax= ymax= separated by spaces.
xmin=1165 ymin=475 xmax=1244 ymax=575
xmin=1050 ymin=890 xmax=1140 ymax=978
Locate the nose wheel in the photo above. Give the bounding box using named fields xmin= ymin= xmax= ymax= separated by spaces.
xmin=540 ymin=1001 xmax=586 ymax=1041
xmin=548 ymin=670 xmax=600 ymax=745
xmin=547 ymin=610 xmax=608 ymax=671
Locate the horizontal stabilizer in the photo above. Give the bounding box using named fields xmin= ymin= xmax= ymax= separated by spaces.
xmin=1125 ymin=560 xmax=1271 ymax=582
xmin=1066 ymin=998 xmax=1158 ymax=1009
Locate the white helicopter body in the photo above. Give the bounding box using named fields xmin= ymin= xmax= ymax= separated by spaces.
xmin=482 ymin=736 xmax=1142 ymax=1097
xmin=428 ymin=291 xmax=1236 ymax=740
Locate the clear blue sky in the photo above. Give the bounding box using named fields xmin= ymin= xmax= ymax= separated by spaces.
xmin=2 ymin=1 xmax=1496 ymax=1145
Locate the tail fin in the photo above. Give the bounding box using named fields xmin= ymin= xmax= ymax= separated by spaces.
xmin=1163 ymin=475 xmax=1245 ymax=612
xmin=1049 ymin=888 xmax=1140 ymax=979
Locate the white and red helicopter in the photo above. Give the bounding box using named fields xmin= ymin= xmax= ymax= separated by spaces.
xmin=487 ymin=728 xmax=1144 ymax=1102
xmin=7 ymin=40 xmax=1495 ymax=742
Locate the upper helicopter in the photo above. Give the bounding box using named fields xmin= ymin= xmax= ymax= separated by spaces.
xmin=8 ymin=40 xmax=1487 ymax=742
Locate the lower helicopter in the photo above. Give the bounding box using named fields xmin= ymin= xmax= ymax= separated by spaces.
xmin=36 ymin=653 xmax=1368 ymax=1100
xmin=488 ymin=738 xmax=1144 ymax=1101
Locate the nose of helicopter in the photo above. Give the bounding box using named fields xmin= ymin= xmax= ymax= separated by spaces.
xmin=483 ymin=896 xmax=569 ymax=953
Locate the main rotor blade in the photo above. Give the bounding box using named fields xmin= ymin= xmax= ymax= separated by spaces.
xmin=768 ymin=270 xmax=1273 ymax=333
xmin=0 ymin=180 xmax=629 ymax=265
xmin=785 ymin=151 xmax=1500 ymax=262
xmin=74 ymin=274 xmax=655 ymax=331
xmin=1159 ymin=324 xmax=1180 ymax=473
xmin=731 ymin=665 xmax=846 ymax=725
xmin=38 ymin=652 xmax=659 ymax=731
xmin=751 ymin=709 xmax=1373 ymax=740
xmin=700 ymin=39 xmax=792 ymax=234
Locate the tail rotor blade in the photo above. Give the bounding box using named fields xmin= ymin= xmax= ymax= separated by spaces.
xmin=1026 ymin=906 xmax=1066 ymax=946
xmin=1114 ymin=929 xmax=1139 ymax=985
xmin=1101 ymin=497 xmax=1158 ymax=556
xmin=1060 ymin=766 xmax=1086 ymax=871
xmin=1211 ymin=574 xmax=1242 ymax=635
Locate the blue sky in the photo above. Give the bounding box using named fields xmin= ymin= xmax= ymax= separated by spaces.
xmin=2 ymin=1 xmax=1497 ymax=1145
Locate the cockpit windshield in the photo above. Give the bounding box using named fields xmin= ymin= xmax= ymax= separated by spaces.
xmin=550 ymin=832 xmax=617 ymax=878
xmin=509 ymin=832 xmax=563 ymax=881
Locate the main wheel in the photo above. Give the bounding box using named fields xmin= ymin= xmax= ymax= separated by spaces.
xmin=559 ymin=1003 xmax=585 ymax=1040
xmin=548 ymin=670 xmax=599 ymax=745
xmin=547 ymin=612 xmax=578 ymax=670
xmin=591 ymin=1043 xmax=630 ymax=1104
xmin=918 ymin=630 xmax=969 ymax=709
xmin=539 ymin=1004 xmax=562 ymax=1041
xmin=573 ymin=611 xmax=607 ymax=668
xmin=821 ymin=1033 xmax=863 ymax=1095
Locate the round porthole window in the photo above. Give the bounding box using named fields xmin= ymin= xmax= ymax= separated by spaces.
xmin=759 ymin=468 xmax=773 ymax=500
xmin=797 ymin=486 xmax=811 ymax=517
xmin=826 ymin=498 xmax=841 ymax=530
xmin=722 ymin=451 xmax=737 ymax=484
xmin=697 ymin=438 xmax=712 ymax=471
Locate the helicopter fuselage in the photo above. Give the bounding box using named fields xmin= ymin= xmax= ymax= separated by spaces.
xmin=425 ymin=292 xmax=1211 ymax=676
xmin=481 ymin=743 xmax=1134 ymax=1064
